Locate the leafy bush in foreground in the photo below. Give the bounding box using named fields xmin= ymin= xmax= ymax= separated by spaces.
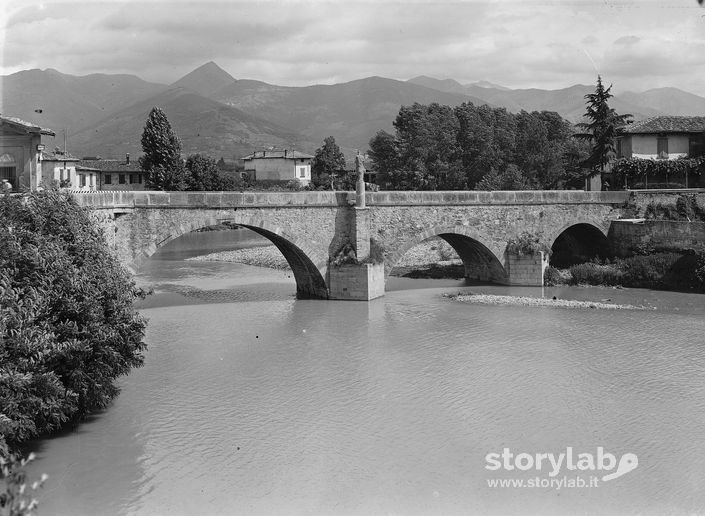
xmin=0 ymin=191 xmax=148 ymax=452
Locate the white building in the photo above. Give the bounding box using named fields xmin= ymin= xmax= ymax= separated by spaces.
xmin=0 ymin=115 xmax=55 ymax=190
xmin=618 ymin=116 xmax=705 ymax=161
xmin=242 ymin=150 xmax=314 ymax=184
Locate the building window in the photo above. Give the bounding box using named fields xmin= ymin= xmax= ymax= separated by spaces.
xmin=130 ymin=173 xmax=137 ymax=184
xmin=138 ymin=174 xmax=143 ymax=184
xmin=79 ymin=175 xmax=86 ymax=187
xmin=119 ymin=174 xmax=126 ymax=184
xmin=616 ymin=139 xmax=623 ymax=158
xmin=104 ymin=174 xmax=112 ymax=185
xmin=657 ymin=137 xmax=669 ymax=159
xmin=299 ymin=167 xmax=306 ymax=178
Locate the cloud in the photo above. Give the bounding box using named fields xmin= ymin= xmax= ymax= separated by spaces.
xmin=2 ymin=0 xmax=705 ymax=94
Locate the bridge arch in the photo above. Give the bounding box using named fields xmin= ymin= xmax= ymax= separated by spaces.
xmin=125 ymin=213 xmax=329 ymax=299
xmin=547 ymin=220 xmax=611 ymax=268
xmin=234 ymin=222 xmax=329 ymax=299
xmin=385 ymin=225 xmax=507 ymax=283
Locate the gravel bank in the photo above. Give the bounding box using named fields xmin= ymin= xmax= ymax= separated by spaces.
xmin=188 ymin=245 xmax=290 ymax=269
xmin=445 ymin=292 xmax=650 ymax=310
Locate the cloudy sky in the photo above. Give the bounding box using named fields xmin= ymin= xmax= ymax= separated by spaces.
xmin=2 ymin=0 xmax=705 ymax=94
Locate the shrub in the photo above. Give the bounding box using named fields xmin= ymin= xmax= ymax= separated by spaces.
xmin=617 ymin=252 xmax=682 ymax=288
xmin=643 ymin=194 xmax=705 ymax=222
xmin=544 ymin=265 xmax=567 ymax=286
xmin=1 ymin=449 xmax=47 ymax=516
xmin=569 ymin=263 xmax=624 ymax=286
xmin=697 ymin=252 xmax=705 ymax=285
xmin=0 ymin=191 xmax=147 ymax=451
xmin=284 ymin=179 xmax=306 ymax=192
xmin=506 ymin=231 xmax=551 ymax=257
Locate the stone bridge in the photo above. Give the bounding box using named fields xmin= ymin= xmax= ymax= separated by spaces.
xmin=76 ymin=190 xmax=634 ymax=300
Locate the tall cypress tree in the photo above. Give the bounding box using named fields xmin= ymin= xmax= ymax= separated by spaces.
xmin=312 ymin=136 xmax=346 ymax=188
xmin=139 ymin=107 xmax=186 ymax=191
xmin=576 ymin=76 xmax=632 ymax=176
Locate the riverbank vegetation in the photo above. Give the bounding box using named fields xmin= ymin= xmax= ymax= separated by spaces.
xmin=545 ymin=251 xmax=705 ymax=292
xmin=1 ymin=191 xmax=148 ymax=505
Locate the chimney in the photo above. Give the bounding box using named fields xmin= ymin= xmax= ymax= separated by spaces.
xmin=284 ymin=149 xmax=288 ymax=158
xmin=125 ymin=153 xmax=130 ymax=164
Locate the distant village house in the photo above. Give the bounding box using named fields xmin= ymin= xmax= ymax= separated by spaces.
xmin=242 ymin=149 xmax=313 ymax=185
xmin=39 ymin=149 xmax=85 ymax=189
xmin=617 ymin=115 xmax=705 ymax=188
xmin=77 ymin=154 xmax=145 ymax=191
xmin=0 ymin=115 xmax=55 ymax=190
xmin=618 ymin=116 xmax=705 ymax=161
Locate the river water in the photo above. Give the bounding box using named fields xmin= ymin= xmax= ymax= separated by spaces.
xmin=26 ymin=230 xmax=705 ymax=515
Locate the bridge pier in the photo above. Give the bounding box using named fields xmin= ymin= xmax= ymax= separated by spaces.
xmin=328 ymin=204 xmax=385 ymax=300
xmin=328 ymin=262 xmax=385 ymax=300
xmin=505 ymin=251 xmax=549 ymax=286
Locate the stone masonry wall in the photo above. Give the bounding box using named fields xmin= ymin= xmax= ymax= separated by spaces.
xmin=369 ymin=203 xmax=624 ymax=278
xmin=610 ymin=220 xmax=705 ymax=256
xmin=505 ymin=252 xmax=550 ymax=286
xmin=628 ymin=190 xmax=705 ymax=215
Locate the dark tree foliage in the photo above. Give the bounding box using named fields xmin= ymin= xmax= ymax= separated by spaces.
xmin=312 ymin=136 xmax=346 ymax=188
xmin=185 ymin=153 xmax=235 ymax=191
xmin=139 ymin=107 xmax=186 ymax=191
xmin=368 ymin=130 xmax=399 ymax=186
xmin=575 ymin=76 xmax=632 ymax=175
xmin=0 ymin=191 xmax=147 ymax=452
xmin=369 ymin=101 xmax=587 ymax=190
xmin=455 ymin=103 xmax=516 ymax=186
xmin=393 ymin=103 xmax=461 ymax=190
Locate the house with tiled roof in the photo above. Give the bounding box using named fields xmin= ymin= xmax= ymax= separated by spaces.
xmin=618 ymin=116 xmax=705 ymax=161
xmin=615 ymin=116 xmax=705 ymax=188
xmin=0 ymin=114 xmax=55 ymax=190
xmin=39 ymin=149 xmax=85 ymax=189
xmin=77 ymin=154 xmax=146 ymax=190
xmin=242 ymin=149 xmax=314 ymax=184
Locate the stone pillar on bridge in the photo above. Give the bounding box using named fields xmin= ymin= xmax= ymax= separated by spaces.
xmin=328 ymin=155 xmax=385 ymax=301
xmin=505 ymin=251 xmax=549 ymax=286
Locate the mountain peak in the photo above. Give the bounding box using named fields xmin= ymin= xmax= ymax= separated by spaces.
xmin=170 ymin=61 xmax=236 ymax=97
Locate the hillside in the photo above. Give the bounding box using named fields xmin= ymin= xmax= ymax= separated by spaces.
xmin=0 ymin=68 xmax=166 ymax=133
xmin=617 ymin=87 xmax=705 ymax=116
xmin=212 ymin=75 xmax=489 ymax=151
xmin=462 ymin=83 xmax=660 ymax=122
xmin=6 ymin=63 xmax=705 ymax=162
xmin=68 ymin=87 xmax=315 ymax=159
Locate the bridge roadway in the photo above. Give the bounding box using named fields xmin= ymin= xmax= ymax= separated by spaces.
xmin=76 ymin=189 xmax=634 ymax=300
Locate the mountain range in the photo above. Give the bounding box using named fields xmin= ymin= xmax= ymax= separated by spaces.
xmin=3 ymin=61 xmax=705 ymax=161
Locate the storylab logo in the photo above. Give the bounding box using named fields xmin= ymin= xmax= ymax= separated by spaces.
xmin=485 ymin=447 xmax=638 ymax=489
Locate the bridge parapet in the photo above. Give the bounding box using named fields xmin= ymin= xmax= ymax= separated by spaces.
xmin=73 ymin=189 xmax=631 ymax=209
xmin=73 ymin=190 xmax=352 ymax=209
xmin=366 ymin=190 xmax=629 ymax=205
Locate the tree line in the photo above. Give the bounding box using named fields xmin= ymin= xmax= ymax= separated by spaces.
xmin=143 ymin=76 xmax=629 ymax=192
xmin=365 ymin=76 xmax=629 ymax=191
xmin=140 ymin=107 xmax=237 ymax=191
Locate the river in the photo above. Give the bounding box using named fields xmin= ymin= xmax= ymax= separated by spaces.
xmin=25 ymin=230 xmax=705 ymax=515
